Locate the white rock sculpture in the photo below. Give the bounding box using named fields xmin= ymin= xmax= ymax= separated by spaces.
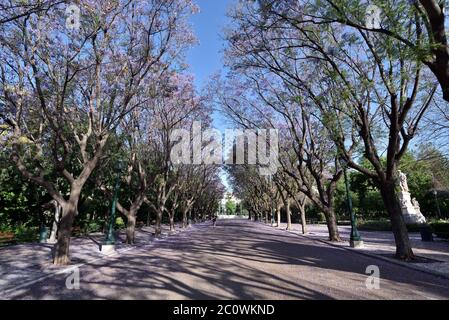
xmin=396 ymin=171 xmax=426 ymax=224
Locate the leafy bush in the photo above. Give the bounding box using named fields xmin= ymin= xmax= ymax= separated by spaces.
xmin=357 ymin=219 xmax=392 ymax=231
xmin=0 ymin=224 xmax=13 ymax=233
xmin=115 ymin=217 xmax=125 ymax=229
xmin=317 ymin=212 xmax=326 ymax=223
xmin=83 ymin=221 xmax=103 ymax=234
xmin=0 ymin=225 xmax=38 ymax=245
xmin=430 ymin=221 xmax=449 ymax=239
xmin=357 ymin=219 xmax=449 ymax=235
xmin=14 ymin=227 xmax=38 ymax=242
xmin=406 ymin=224 xmax=426 ymax=232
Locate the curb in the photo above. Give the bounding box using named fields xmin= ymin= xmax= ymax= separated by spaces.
xmin=263 ymin=222 xmax=449 ymax=281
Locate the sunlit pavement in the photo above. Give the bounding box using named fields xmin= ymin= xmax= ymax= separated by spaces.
xmin=3 ymin=219 xmax=449 ymax=300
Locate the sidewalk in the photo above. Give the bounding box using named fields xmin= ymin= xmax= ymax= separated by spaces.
xmin=272 ymin=222 xmax=449 ymax=279
xmin=0 ymin=222 xmax=199 ymax=298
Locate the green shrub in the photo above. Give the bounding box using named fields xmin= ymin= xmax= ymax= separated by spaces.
xmin=0 ymin=224 xmax=13 ymax=233
xmin=115 ymin=217 xmax=125 ymax=229
xmin=15 ymin=227 xmax=38 ymax=242
xmin=84 ymin=221 xmax=103 ymax=234
xmin=357 ymin=219 xmax=392 ymax=231
xmin=1 ymin=225 xmax=39 ymax=244
xmin=357 ymin=219 xmax=449 ymax=234
xmin=406 ymin=224 xmax=423 ymax=232
xmin=430 ymin=221 xmax=449 ymax=239
xmin=317 ymin=212 xmax=326 ymax=223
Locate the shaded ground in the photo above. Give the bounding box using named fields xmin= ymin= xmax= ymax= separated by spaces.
xmin=2 ymin=219 xmax=449 ymax=300
xmin=276 ymin=222 xmax=449 ymax=277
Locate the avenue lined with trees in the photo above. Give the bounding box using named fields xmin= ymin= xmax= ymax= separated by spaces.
xmin=0 ymin=0 xmax=224 ymax=265
xmin=0 ymin=0 xmax=448 ymax=277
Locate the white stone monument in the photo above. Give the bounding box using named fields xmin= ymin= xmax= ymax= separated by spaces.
xmin=397 ymin=170 xmax=426 ymax=224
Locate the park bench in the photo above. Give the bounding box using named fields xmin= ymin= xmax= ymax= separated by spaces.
xmin=0 ymin=232 xmax=15 ymax=245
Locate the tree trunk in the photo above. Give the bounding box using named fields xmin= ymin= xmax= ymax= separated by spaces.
xmin=276 ymin=203 xmax=282 ymax=227
xmin=155 ymin=209 xmax=163 ymax=237
xmin=380 ymin=182 xmax=415 ymax=260
xmin=286 ymin=199 xmax=292 ymax=230
xmin=324 ymin=207 xmax=341 ymax=242
xmin=53 ymin=199 xmax=78 ymax=265
xmin=169 ymin=214 xmax=175 ymax=232
xmin=299 ymin=202 xmax=307 ymax=234
xmin=126 ymin=213 xmax=136 ymax=244
xmin=182 ymin=208 xmax=188 ymax=228
xmin=48 ymin=202 xmax=61 ymax=243
xmin=146 ymin=210 xmax=151 ymax=227
xmin=193 ymin=211 xmax=198 ymax=223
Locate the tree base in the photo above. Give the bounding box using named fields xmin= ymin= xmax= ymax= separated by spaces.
xmin=53 ymin=255 xmax=70 ymax=266
xmin=328 ymin=236 xmax=342 ymax=242
xmin=350 ymin=240 xmax=364 ymax=248
xmin=395 ymin=251 xmax=416 ymax=261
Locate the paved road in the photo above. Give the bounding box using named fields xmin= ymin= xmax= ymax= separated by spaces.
xmin=4 ymin=219 xmax=449 ymax=299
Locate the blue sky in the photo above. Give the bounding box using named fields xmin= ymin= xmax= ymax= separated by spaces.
xmin=186 ymin=0 xmax=234 ymax=130
xmin=186 ymin=0 xmax=235 ymax=192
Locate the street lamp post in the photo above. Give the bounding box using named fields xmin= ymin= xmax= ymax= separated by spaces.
xmin=433 ymin=190 xmax=441 ymax=219
xmin=103 ymin=161 xmax=123 ymax=249
xmin=341 ymin=159 xmax=363 ymax=248
xmin=268 ymin=174 xmax=275 ymax=226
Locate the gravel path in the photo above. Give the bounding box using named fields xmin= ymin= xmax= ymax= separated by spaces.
xmin=3 ymin=219 xmax=449 ymax=300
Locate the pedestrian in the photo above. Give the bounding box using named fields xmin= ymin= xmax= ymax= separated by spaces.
xmin=212 ymin=216 xmax=217 ymax=228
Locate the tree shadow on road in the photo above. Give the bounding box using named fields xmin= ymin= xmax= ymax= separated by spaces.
xmin=5 ymin=220 xmax=449 ymax=300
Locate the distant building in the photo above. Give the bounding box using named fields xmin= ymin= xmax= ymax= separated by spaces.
xmin=220 ymin=192 xmax=241 ymax=207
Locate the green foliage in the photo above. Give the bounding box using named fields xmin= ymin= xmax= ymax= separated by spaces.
xmin=235 ymin=203 xmax=241 ymax=215
xmin=14 ymin=225 xmax=39 ymax=242
xmin=83 ymin=221 xmax=104 ymax=234
xmin=317 ymin=212 xmax=326 ymax=223
xmin=431 ymin=221 xmax=449 ymax=239
xmin=357 ymin=219 xmax=426 ymax=232
xmin=225 ymin=200 xmax=236 ymax=215
xmin=335 ymin=165 xmax=386 ymax=220
xmin=115 ymin=217 xmax=125 ymax=229
xmin=335 ymin=149 xmax=449 ymax=220
xmin=357 ymin=219 xmax=392 ymax=232
xmin=0 ymin=225 xmax=38 ymax=246
xmin=398 ymin=153 xmax=433 ymax=200
xmin=0 ymin=152 xmax=50 ymax=229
